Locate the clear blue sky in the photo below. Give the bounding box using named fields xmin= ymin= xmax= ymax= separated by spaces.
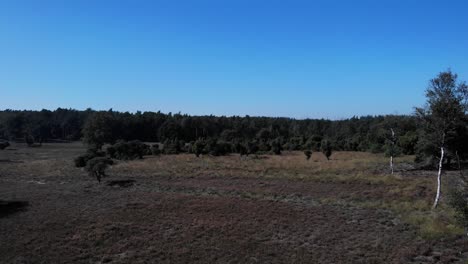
xmin=1 ymin=0 xmax=467 ymax=119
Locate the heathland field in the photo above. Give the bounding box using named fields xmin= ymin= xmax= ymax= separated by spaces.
xmin=1 ymin=143 xmax=467 ymax=263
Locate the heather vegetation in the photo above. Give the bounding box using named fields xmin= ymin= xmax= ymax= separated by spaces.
xmin=2 ymin=70 xmax=468 ymax=262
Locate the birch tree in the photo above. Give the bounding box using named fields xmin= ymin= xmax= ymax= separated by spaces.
xmin=415 ymin=70 xmax=467 ymax=209
xmin=389 ymin=128 xmax=396 ymax=174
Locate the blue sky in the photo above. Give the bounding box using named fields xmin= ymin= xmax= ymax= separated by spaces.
xmin=1 ymin=0 xmax=467 ymax=119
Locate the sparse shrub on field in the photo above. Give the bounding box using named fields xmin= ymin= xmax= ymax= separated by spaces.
xmin=85 ymin=157 xmax=114 ymax=183
xmin=74 ymin=148 xmax=106 ymax=167
xmin=448 ymin=189 xmax=468 ymax=233
xmin=321 ymin=139 xmax=332 ymax=160
xmin=107 ymin=140 xmax=149 ymax=160
xmin=304 ymin=150 xmax=312 ymax=160
xmin=193 ymin=139 xmax=206 ymax=157
xmin=0 ymin=141 xmax=10 ymax=150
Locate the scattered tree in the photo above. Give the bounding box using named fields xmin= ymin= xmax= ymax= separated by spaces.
xmin=415 ymin=70 xmax=468 ymax=209
xmin=82 ymin=111 xmax=116 ymax=149
xmin=193 ymin=139 xmax=206 ymax=157
xmin=107 ymin=140 xmax=150 ymax=160
xmin=321 ymin=139 xmax=332 ymax=160
xmin=385 ymin=128 xmax=398 ymax=174
xmin=85 ymin=157 xmax=114 ymax=183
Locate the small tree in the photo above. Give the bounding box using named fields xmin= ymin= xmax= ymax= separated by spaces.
xmin=385 ymin=128 xmax=399 ymax=174
xmin=192 ymin=139 xmax=206 ymax=157
xmin=415 ymin=70 xmax=468 ymax=209
xmin=82 ymin=112 xmax=116 ymax=149
xmin=321 ymin=139 xmax=332 ymax=160
xmin=85 ymin=157 xmax=113 ymax=183
xmin=304 ymin=150 xmax=312 ymax=160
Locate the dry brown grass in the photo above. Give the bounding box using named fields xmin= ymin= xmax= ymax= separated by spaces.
xmin=113 ymin=151 xmax=464 ymax=239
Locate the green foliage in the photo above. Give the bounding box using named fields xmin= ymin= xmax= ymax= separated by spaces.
xmin=448 ymin=189 xmax=468 ymax=230
xmin=107 ymin=140 xmax=150 ymax=160
xmin=270 ymin=138 xmax=283 ymax=155
xmin=399 ymin=131 xmax=418 ymax=155
xmin=201 ymin=139 xmax=231 ymax=156
xmin=162 ymin=139 xmax=181 ymax=155
xmin=74 ymin=148 xmax=106 ymax=168
xmin=415 ymin=70 xmax=468 ymax=167
xmin=247 ymin=141 xmax=259 ymax=155
xmin=85 ymin=157 xmax=114 ymax=183
xmin=256 ymin=128 xmax=272 ymax=141
xmin=82 ymin=111 xmax=116 ymax=149
xmin=0 ymin=109 xmax=421 ymax=154
xmin=369 ymin=143 xmax=383 ymax=154
xmin=192 ymin=139 xmax=206 ymax=157
xmin=321 ymin=139 xmax=332 ymax=160
xmin=234 ymin=142 xmax=248 ymax=156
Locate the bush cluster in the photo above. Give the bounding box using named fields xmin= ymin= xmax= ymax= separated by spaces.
xmin=107 ymin=140 xmax=150 ymax=160
xmin=74 ymin=148 xmax=106 ymax=167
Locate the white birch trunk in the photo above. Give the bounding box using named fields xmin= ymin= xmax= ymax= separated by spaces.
xmin=390 ymin=128 xmax=395 ymax=175
xmin=432 ymin=146 xmax=444 ymax=209
xmin=390 ymin=156 xmax=394 ymax=175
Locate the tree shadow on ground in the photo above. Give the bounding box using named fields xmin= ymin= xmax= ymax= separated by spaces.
xmin=0 ymin=200 xmax=29 ymax=218
xmin=107 ymin=180 xmax=135 ymax=188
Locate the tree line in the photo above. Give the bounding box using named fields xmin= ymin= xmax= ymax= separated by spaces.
xmin=0 ymin=109 xmax=419 ymax=154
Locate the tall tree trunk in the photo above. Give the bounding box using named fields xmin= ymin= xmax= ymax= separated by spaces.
xmin=433 ymin=146 xmax=444 ymax=209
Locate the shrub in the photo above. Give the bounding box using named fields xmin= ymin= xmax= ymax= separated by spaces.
xmin=304 ymin=150 xmax=312 ymax=160
xmin=107 ymin=140 xmax=149 ymax=160
xmin=321 ymin=139 xmax=332 ymax=160
xmin=448 ymin=189 xmax=468 ymax=231
xmin=74 ymin=148 xmax=105 ymax=167
xmin=192 ymin=139 xmax=206 ymax=157
xmin=85 ymin=157 xmax=114 ymax=183
xmin=199 ymin=139 xmax=231 ymax=156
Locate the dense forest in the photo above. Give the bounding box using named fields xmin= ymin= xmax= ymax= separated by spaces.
xmin=0 ymin=108 xmax=419 ymax=153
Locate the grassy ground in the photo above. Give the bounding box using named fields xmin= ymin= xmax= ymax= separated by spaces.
xmin=0 ymin=143 xmax=467 ymax=263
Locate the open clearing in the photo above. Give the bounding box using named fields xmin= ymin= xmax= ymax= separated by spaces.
xmin=1 ymin=143 xmax=467 ymax=263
